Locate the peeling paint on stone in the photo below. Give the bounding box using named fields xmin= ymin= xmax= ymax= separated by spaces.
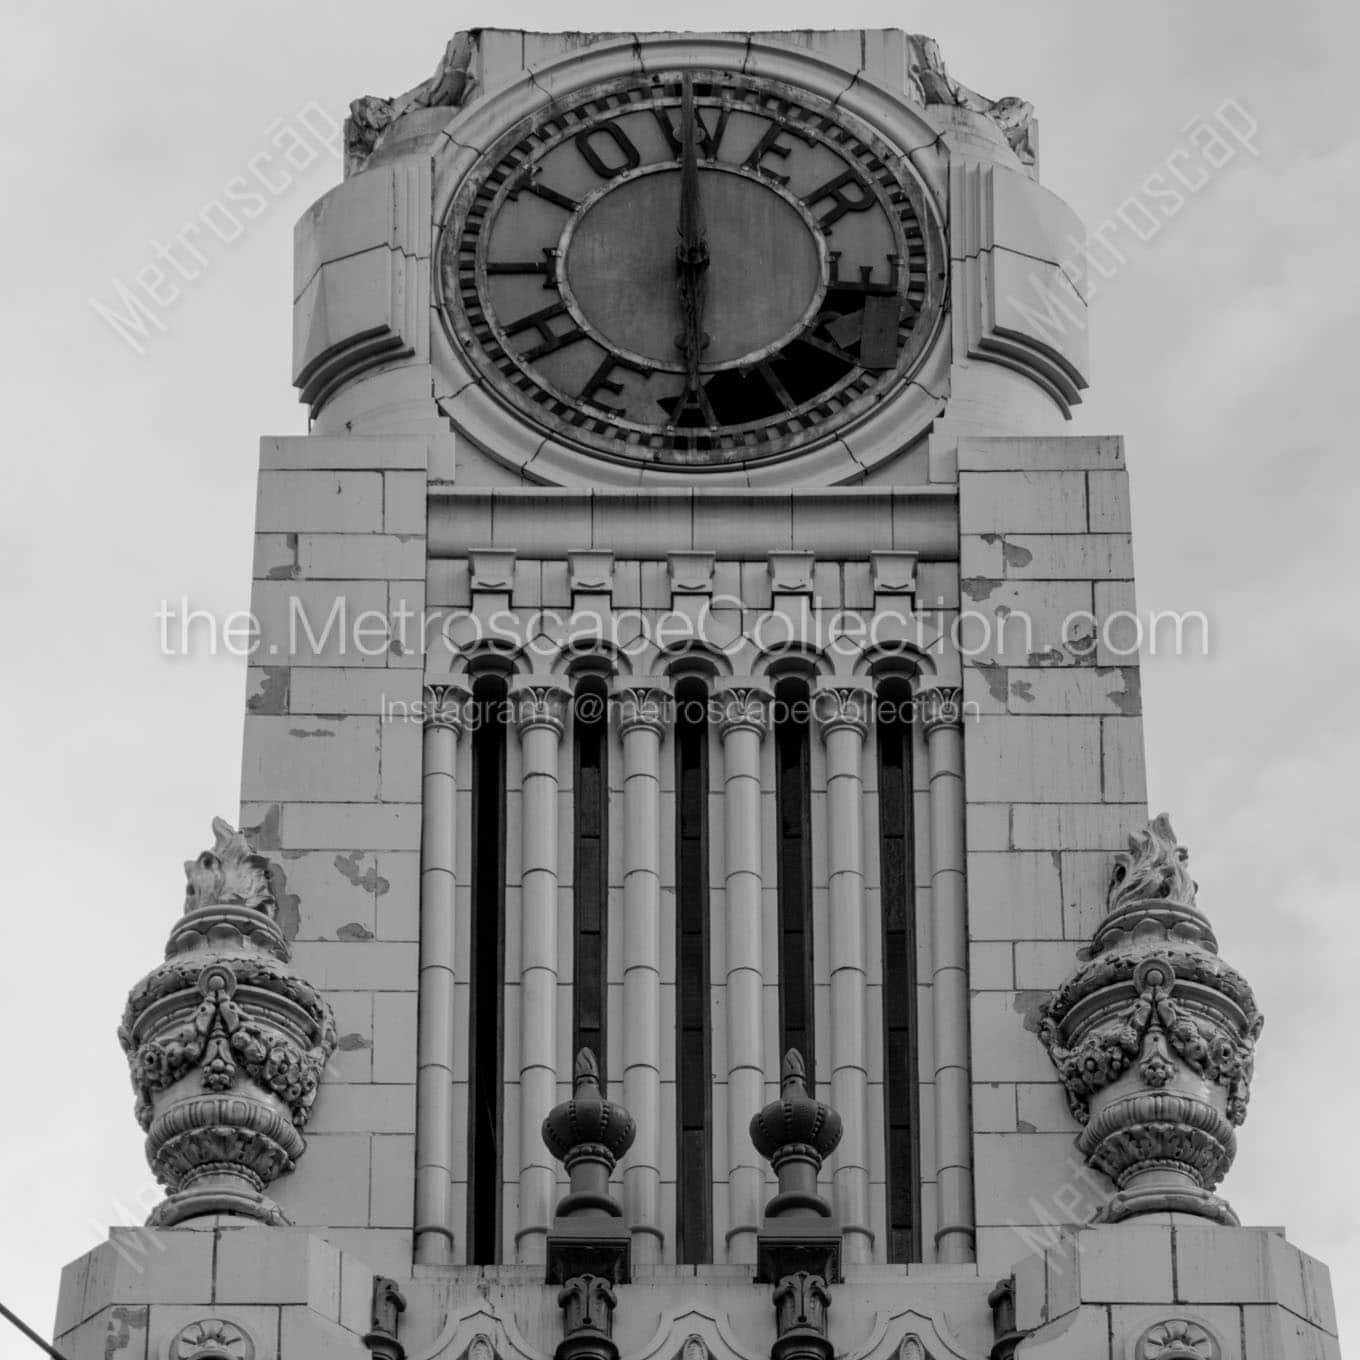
xmin=961 ymin=576 xmax=1000 ymax=602
xmin=247 ymin=666 xmax=290 ymax=715
xmin=334 ymin=850 xmax=391 ymax=896
xmin=104 ymin=1305 xmax=147 ymax=1359
xmin=266 ymin=859 xmax=301 ymax=942
xmin=266 ymin=533 xmax=300 ymax=580
xmin=1010 ymin=678 xmax=1035 ymax=704
xmin=337 ymin=921 xmax=375 ymax=940
xmin=1098 ymin=665 xmax=1142 ymax=715
xmin=1017 ymin=1119 xmax=1037 ymax=1134
xmin=980 ymin=531 xmax=1034 ymax=569
xmin=1012 ymin=990 xmax=1050 ymax=1034
xmin=1027 ymin=648 xmax=1065 ymax=667
xmin=975 ymin=662 xmax=1008 ymax=705
xmin=338 ymin=1032 xmax=373 ymax=1051
xmin=288 ymin=726 xmax=335 ymax=738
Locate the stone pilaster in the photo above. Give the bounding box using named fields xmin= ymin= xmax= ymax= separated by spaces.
xmin=613 ymin=683 xmax=671 ymax=1264
xmin=919 ymin=686 xmax=976 ymax=1264
xmin=716 ymin=683 xmax=773 ymax=1264
xmin=812 ymin=683 xmax=874 ymax=1265
xmin=513 ymin=682 xmax=571 ymax=1264
xmin=415 ymin=680 xmax=469 ymax=1264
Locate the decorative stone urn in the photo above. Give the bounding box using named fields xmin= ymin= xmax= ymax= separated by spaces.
xmin=750 ymin=1050 xmax=844 ymax=1360
xmin=1037 ymin=814 xmax=1263 ymax=1224
xmin=118 ymin=818 xmax=337 ymax=1225
xmin=542 ymin=1049 xmax=637 ymax=1360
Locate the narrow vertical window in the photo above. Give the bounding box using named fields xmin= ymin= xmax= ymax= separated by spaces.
xmin=468 ymin=672 xmax=507 ymax=1263
xmin=572 ymin=676 xmax=609 ymax=1080
xmin=674 ymin=676 xmax=712 ymax=1262
xmin=774 ymin=676 xmax=815 ymax=1086
xmin=877 ymin=682 xmax=920 ymax=1262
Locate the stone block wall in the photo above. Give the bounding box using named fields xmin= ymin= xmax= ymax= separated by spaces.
xmin=238 ymin=432 xmax=439 ymax=1278
xmin=954 ymin=435 xmax=1149 ymax=1277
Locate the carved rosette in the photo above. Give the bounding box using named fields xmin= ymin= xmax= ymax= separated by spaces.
xmin=118 ymin=819 xmax=337 ymax=1226
xmin=1037 ymin=815 xmax=1263 ymax=1224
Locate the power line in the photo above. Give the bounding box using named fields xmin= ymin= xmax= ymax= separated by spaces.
xmin=0 ymin=1301 xmax=70 ymax=1360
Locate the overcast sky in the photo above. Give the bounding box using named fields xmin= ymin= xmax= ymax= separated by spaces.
xmin=3 ymin=0 xmax=1356 ymax=1349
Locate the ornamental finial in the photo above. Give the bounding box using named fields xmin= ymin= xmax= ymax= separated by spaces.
xmin=182 ymin=816 xmax=276 ymax=917
xmin=1108 ymin=811 xmax=1197 ymax=913
xmin=1037 ymin=813 xmax=1262 ymax=1225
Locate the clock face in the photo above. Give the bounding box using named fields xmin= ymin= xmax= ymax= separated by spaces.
xmin=438 ymin=72 xmax=945 ymax=466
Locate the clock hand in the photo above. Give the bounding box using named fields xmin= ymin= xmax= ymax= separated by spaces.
xmin=675 ymin=73 xmax=710 ymax=396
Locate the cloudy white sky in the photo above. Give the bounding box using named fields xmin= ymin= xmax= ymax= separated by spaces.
xmin=2 ymin=0 xmax=1356 ymax=1350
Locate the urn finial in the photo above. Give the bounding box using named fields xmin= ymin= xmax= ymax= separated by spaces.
xmin=1037 ymin=813 xmax=1263 ymax=1224
xmin=750 ymin=1049 xmax=844 ymax=1288
xmin=119 ymin=818 xmax=336 ymax=1226
xmin=542 ymin=1047 xmax=636 ymax=1286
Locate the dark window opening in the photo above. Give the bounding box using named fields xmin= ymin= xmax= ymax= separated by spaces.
xmin=467 ymin=672 xmax=507 ymax=1264
xmin=674 ymin=676 xmax=712 ymax=1263
xmin=877 ymin=683 xmax=921 ymax=1262
xmin=572 ymin=676 xmax=610 ymax=1081
xmin=774 ymin=676 xmax=816 ymax=1090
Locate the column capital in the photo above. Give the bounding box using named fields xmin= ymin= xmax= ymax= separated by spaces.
xmin=716 ymin=683 xmax=773 ymax=738
xmin=613 ymin=683 xmax=671 ymax=736
xmin=812 ymin=682 xmax=872 ymax=739
xmin=510 ymin=682 xmax=570 ymax=736
xmin=919 ymin=686 xmax=966 ymax=734
xmin=422 ymin=680 xmax=471 ymax=732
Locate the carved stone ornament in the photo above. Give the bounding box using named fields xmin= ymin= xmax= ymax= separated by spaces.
xmin=543 ymin=1048 xmax=637 ymax=1291
xmin=1037 ymin=815 xmax=1263 ymax=1224
xmin=364 ymin=1276 xmax=408 ymax=1360
xmin=168 ymin=1317 xmax=256 ymax=1360
xmin=118 ymin=819 xmax=337 ymax=1226
xmin=463 ymin=1335 xmax=498 ymax=1360
xmin=906 ymin=34 xmax=1037 ymax=167
xmin=1132 ymin=1318 xmax=1221 ymax=1360
xmin=345 ymin=32 xmax=475 ymax=176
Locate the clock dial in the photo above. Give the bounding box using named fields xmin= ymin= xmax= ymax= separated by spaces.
xmin=438 ymin=72 xmax=945 ymax=465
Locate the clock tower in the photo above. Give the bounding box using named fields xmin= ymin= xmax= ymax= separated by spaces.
xmin=52 ymin=29 xmax=1338 ymax=1360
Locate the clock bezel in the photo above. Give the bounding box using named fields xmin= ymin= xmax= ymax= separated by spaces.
xmin=428 ymin=36 xmax=953 ymax=486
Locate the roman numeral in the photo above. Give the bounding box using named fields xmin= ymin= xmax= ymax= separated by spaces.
xmin=828 ymin=252 xmax=901 ymax=295
xmin=503 ymin=302 xmax=587 ymax=361
xmin=507 ymin=172 xmax=580 ymax=213
xmin=486 ymin=247 xmax=559 ymax=289
xmin=579 ymin=354 xmax=652 ymax=414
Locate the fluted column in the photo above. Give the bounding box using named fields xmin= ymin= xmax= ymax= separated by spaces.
xmin=415 ymin=680 xmax=470 ymax=1264
xmin=813 ymin=682 xmax=873 ymax=1265
xmin=921 ymin=686 xmax=975 ymax=1264
xmin=717 ymin=683 xmax=773 ymax=1263
xmin=513 ymin=681 xmax=570 ymax=1264
xmin=614 ymin=683 xmax=670 ymax=1264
